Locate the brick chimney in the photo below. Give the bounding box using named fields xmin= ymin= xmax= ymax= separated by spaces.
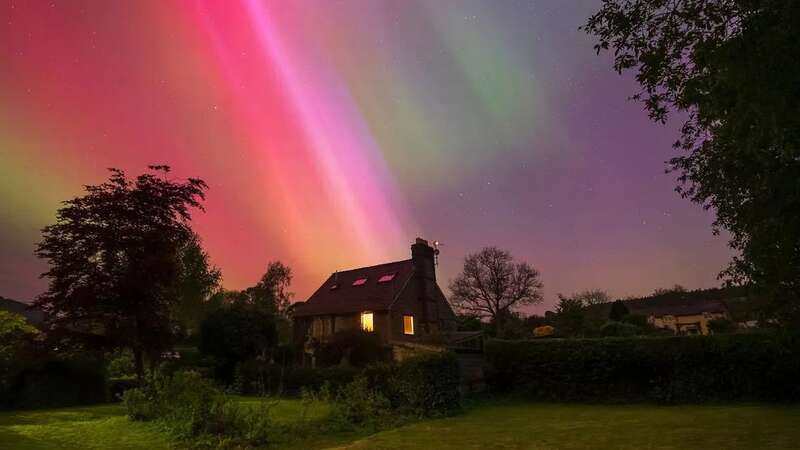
xmin=411 ymin=237 xmax=436 ymax=282
xmin=411 ymin=238 xmax=437 ymax=329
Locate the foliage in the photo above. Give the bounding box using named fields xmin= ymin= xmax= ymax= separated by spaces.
xmin=246 ymin=261 xmax=294 ymax=316
xmin=584 ymin=1 xmax=800 ymax=323
xmin=389 ymin=352 xmax=461 ymax=417
xmin=455 ymin=314 xmax=484 ymax=332
xmin=708 ymin=318 xmax=737 ymax=334
xmin=608 ymin=300 xmax=630 ymax=322
xmin=600 ymin=321 xmax=641 ymax=337
xmin=572 ymin=289 xmax=611 ymax=306
xmin=34 ymin=166 xmax=208 ymax=379
xmin=198 ymin=302 xmax=277 ymax=383
xmin=174 ymin=234 xmax=222 ymax=337
xmin=108 ymin=378 xmax=140 ymax=401
xmin=4 ymin=355 xmax=107 ymax=409
xmin=0 ymin=310 xmax=40 ymax=394
xmin=234 ymin=361 xmax=358 ymax=396
xmin=316 ymin=329 xmax=390 ymax=368
xmin=331 ymin=376 xmax=392 ymax=428
xmin=107 ymin=350 xmax=136 ymax=378
xmin=553 ymin=294 xmax=589 ymax=337
xmin=123 ymin=370 xmax=280 ymax=447
xmin=486 ymin=332 xmax=800 ymax=403
xmin=449 ymin=247 xmax=543 ymax=333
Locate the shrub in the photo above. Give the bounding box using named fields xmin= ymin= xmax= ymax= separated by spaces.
xmin=106 ymin=351 xmax=135 ymax=378
xmin=390 ymin=352 xmax=461 ymax=416
xmin=317 ymin=329 xmax=390 ymax=368
xmin=236 ymin=361 xmax=358 ymax=396
xmin=600 ymin=321 xmax=641 ymax=337
xmin=485 ymin=332 xmax=800 ymax=403
xmin=123 ymin=370 xmax=275 ymax=446
xmin=331 ymin=376 xmax=392 ymax=427
xmin=708 ymin=318 xmax=737 ymax=334
xmin=108 ymin=377 xmax=139 ymax=401
xmin=5 ymin=356 xmax=107 ymax=409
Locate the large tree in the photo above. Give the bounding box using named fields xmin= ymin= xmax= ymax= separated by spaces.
xmin=584 ymin=0 xmax=800 ymax=323
xmin=35 ymin=166 xmax=207 ymax=379
xmin=448 ymin=247 xmax=543 ymax=330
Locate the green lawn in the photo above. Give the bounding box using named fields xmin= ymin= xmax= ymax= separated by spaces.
xmin=327 ymin=400 xmax=800 ymax=450
xmin=2 ymin=400 xmax=799 ymax=449
xmin=0 ymin=404 xmax=170 ymax=450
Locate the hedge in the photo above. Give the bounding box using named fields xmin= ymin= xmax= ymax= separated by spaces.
xmin=2 ymin=356 xmax=107 ymax=409
xmin=236 ymin=362 xmax=359 ymax=396
xmin=485 ymin=332 xmax=800 ymax=403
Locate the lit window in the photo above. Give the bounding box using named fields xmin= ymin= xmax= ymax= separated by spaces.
xmin=352 ymin=277 xmax=368 ymax=286
xmin=361 ymin=312 xmax=374 ymax=332
xmin=378 ymin=273 xmax=396 ymax=283
xmin=403 ymin=315 xmax=414 ymax=335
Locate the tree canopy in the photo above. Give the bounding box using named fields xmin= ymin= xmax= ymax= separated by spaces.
xmin=35 ymin=166 xmax=208 ymax=378
xmin=448 ymin=247 xmax=543 ymax=328
xmin=584 ymin=0 xmax=800 ymax=323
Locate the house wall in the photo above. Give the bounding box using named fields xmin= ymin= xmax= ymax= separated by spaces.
xmin=649 ymin=311 xmax=728 ymax=335
xmin=388 ymin=277 xmax=456 ymax=343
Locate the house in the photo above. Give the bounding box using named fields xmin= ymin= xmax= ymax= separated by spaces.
xmin=293 ymin=238 xmax=457 ymax=356
xmin=587 ymin=287 xmax=751 ymax=335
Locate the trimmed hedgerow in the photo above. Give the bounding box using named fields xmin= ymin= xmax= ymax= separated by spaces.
xmin=485 ymin=332 xmax=800 ymax=403
xmin=390 ymin=352 xmax=461 ymax=416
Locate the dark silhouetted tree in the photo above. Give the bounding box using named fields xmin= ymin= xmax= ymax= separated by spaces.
xmin=608 ymin=300 xmax=630 ymax=322
xmin=35 ymin=166 xmax=207 ymax=379
xmin=584 ymin=0 xmax=800 ymax=324
xmin=199 ymin=303 xmax=277 ymax=383
xmin=175 ymin=233 xmax=222 ymax=336
xmin=553 ymin=294 xmax=587 ymax=338
xmin=449 ymin=247 xmax=543 ymax=333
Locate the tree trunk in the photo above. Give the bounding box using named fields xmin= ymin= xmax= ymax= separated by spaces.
xmin=134 ymin=345 xmax=144 ymax=381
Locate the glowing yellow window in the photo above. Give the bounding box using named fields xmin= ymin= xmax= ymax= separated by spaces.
xmin=403 ymin=315 xmax=414 ymax=335
xmin=360 ymin=312 xmax=374 ymax=332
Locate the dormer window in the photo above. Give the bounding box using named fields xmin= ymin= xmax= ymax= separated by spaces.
xmin=352 ymin=277 xmax=368 ymax=286
xmin=378 ymin=273 xmax=396 ymax=283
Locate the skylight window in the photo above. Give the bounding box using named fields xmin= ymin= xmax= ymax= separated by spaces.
xmin=378 ymin=273 xmax=396 ymax=283
xmin=352 ymin=277 xmax=368 ymax=286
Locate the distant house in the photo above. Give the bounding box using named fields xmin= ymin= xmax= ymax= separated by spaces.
xmin=293 ymin=238 xmax=457 ymax=361
xmin=588 ymin=287 xmax=753 ymax=335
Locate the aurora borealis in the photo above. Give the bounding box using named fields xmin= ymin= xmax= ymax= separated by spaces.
xmin=0 ymin=1 xmax=731 ymax=311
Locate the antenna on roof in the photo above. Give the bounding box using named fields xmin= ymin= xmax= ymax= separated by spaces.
xmin=432 ymin=240 xmax=441 ymax=266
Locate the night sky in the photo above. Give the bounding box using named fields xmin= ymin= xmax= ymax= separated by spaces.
xmin=0 ymin=1 xmax=731 ymax=312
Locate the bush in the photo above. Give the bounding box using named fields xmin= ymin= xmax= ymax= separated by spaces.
xmin=600 ymin=321 xmax=641 ymax=337
xmin=317 ymin=329 xmax=390 ymax=368
xmin=708 ymin=318 xmax=737 ymax=334
xmin=5 ymin=356 xmax=107 ymax=409
xmin=331 ymin=376 xmax=392 ymax=428
xmin=123 ymin=370 xmax=276 ymax=446
xmin=389 ymin=352 xmax=461 ymax=416
xmin=108 ymin=377 xmax=139 ymax=401
xmin=236 ymin=361 xmax=358 ymax=396
xmin=106 ymin=351 xmax=135 ymax=378
xmin=485 ymin=332 xmax=800 ymax=403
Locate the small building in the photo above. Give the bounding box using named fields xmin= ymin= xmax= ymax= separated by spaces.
xmin=643 ymin=300 xmax=728 ymax=335
xmin=293 ymin=238 xmax=457 ymax=356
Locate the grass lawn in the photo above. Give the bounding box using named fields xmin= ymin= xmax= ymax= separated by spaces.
xmin=0 ymin=404 xmax=170 ymax=450
xmin=324 ymin=400 xmax=800 ymax=450
xmin=2 ymin=399 xmax=799 ymax=449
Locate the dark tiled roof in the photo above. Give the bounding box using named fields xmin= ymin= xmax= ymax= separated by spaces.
xmin=293 ymin=259 xmax=414 ymax=317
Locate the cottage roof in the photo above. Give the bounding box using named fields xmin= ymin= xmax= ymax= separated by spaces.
xmin=293 ymin=259 xmax=414 ymax=317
